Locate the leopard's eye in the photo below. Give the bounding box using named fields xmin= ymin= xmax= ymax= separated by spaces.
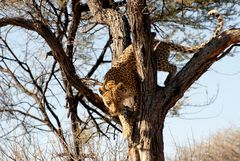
xmin=105 ymin=100 xmax=111 ymax=107
xmin=106 ymin=101 xmax=111 ymax=106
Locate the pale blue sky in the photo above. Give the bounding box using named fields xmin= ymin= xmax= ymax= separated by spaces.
xmin=163 ymin=49 xmax=240 ymax=157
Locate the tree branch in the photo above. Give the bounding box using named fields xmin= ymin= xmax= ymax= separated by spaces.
xmin=87 ymin=0 xmax=131 ymax=61
xmin=66 ymin=0 xmax=81 ymax=60
xmin=86 ymin=38 xmax=111 ymax=77
xmin=0 ymin=17 xmax=107 ymax=114
xmin=79 ymin=1 xmax=127 ymax=12
xmin=158 ymin=28 xmax=240 ymax=116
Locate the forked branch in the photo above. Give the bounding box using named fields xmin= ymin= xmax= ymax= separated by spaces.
xmin=159 ymin=28 xmax=240 ymax=116
xmin=0 ymin=17 xmax=107 ymax=114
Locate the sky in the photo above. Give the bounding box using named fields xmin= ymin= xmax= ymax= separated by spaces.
xmin=163 ymin=48 xmax=240 ymax=157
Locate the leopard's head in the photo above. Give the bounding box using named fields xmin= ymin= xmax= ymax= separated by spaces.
xmin=100 ymin=83 xmax=127 ymax=116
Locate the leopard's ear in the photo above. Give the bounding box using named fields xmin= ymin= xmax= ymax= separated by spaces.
xmin=99 ymin=86 xmax=105 ymax=95
xmin=115 ymin=82 xmax=127 ymax=93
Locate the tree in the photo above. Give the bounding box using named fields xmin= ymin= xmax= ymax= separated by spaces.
xmin=0 ymin=0 xmax=240 ymax=161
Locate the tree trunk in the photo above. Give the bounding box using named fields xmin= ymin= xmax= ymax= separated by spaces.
xmin=129 ymin=108 xmax=165 ymax=161
xmin=127 ymin=0 xmax=165 ymax=160
xmin=128 ymin=88 xmax=166 ymax=161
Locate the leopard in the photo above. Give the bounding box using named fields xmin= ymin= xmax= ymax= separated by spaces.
xmin=99 ymin=45 xmax=138 ymax=137
xmin=99 ymin=10 xmax=223 ymax=137
xmin=153 ymin=10 xmax=223 ymax=85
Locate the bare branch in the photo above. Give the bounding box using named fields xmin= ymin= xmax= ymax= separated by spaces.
xmin=78 ymin=98 xmax=121 ymax=134
xmin=216 ymin=43 xmax=240 ymax=60
xmin=86 ymin=37 xmax=111 ymax=77
xmin=0 ymin=109 xmax=44 ymax=123
xmin=66 ymin=0 xmax=81 ymax=60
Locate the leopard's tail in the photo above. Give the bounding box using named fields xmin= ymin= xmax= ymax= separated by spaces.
xmin=207 ymin=9 xmax=223 ymax=39
xmin=164 ymin=9 xmax=223 ymax=53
